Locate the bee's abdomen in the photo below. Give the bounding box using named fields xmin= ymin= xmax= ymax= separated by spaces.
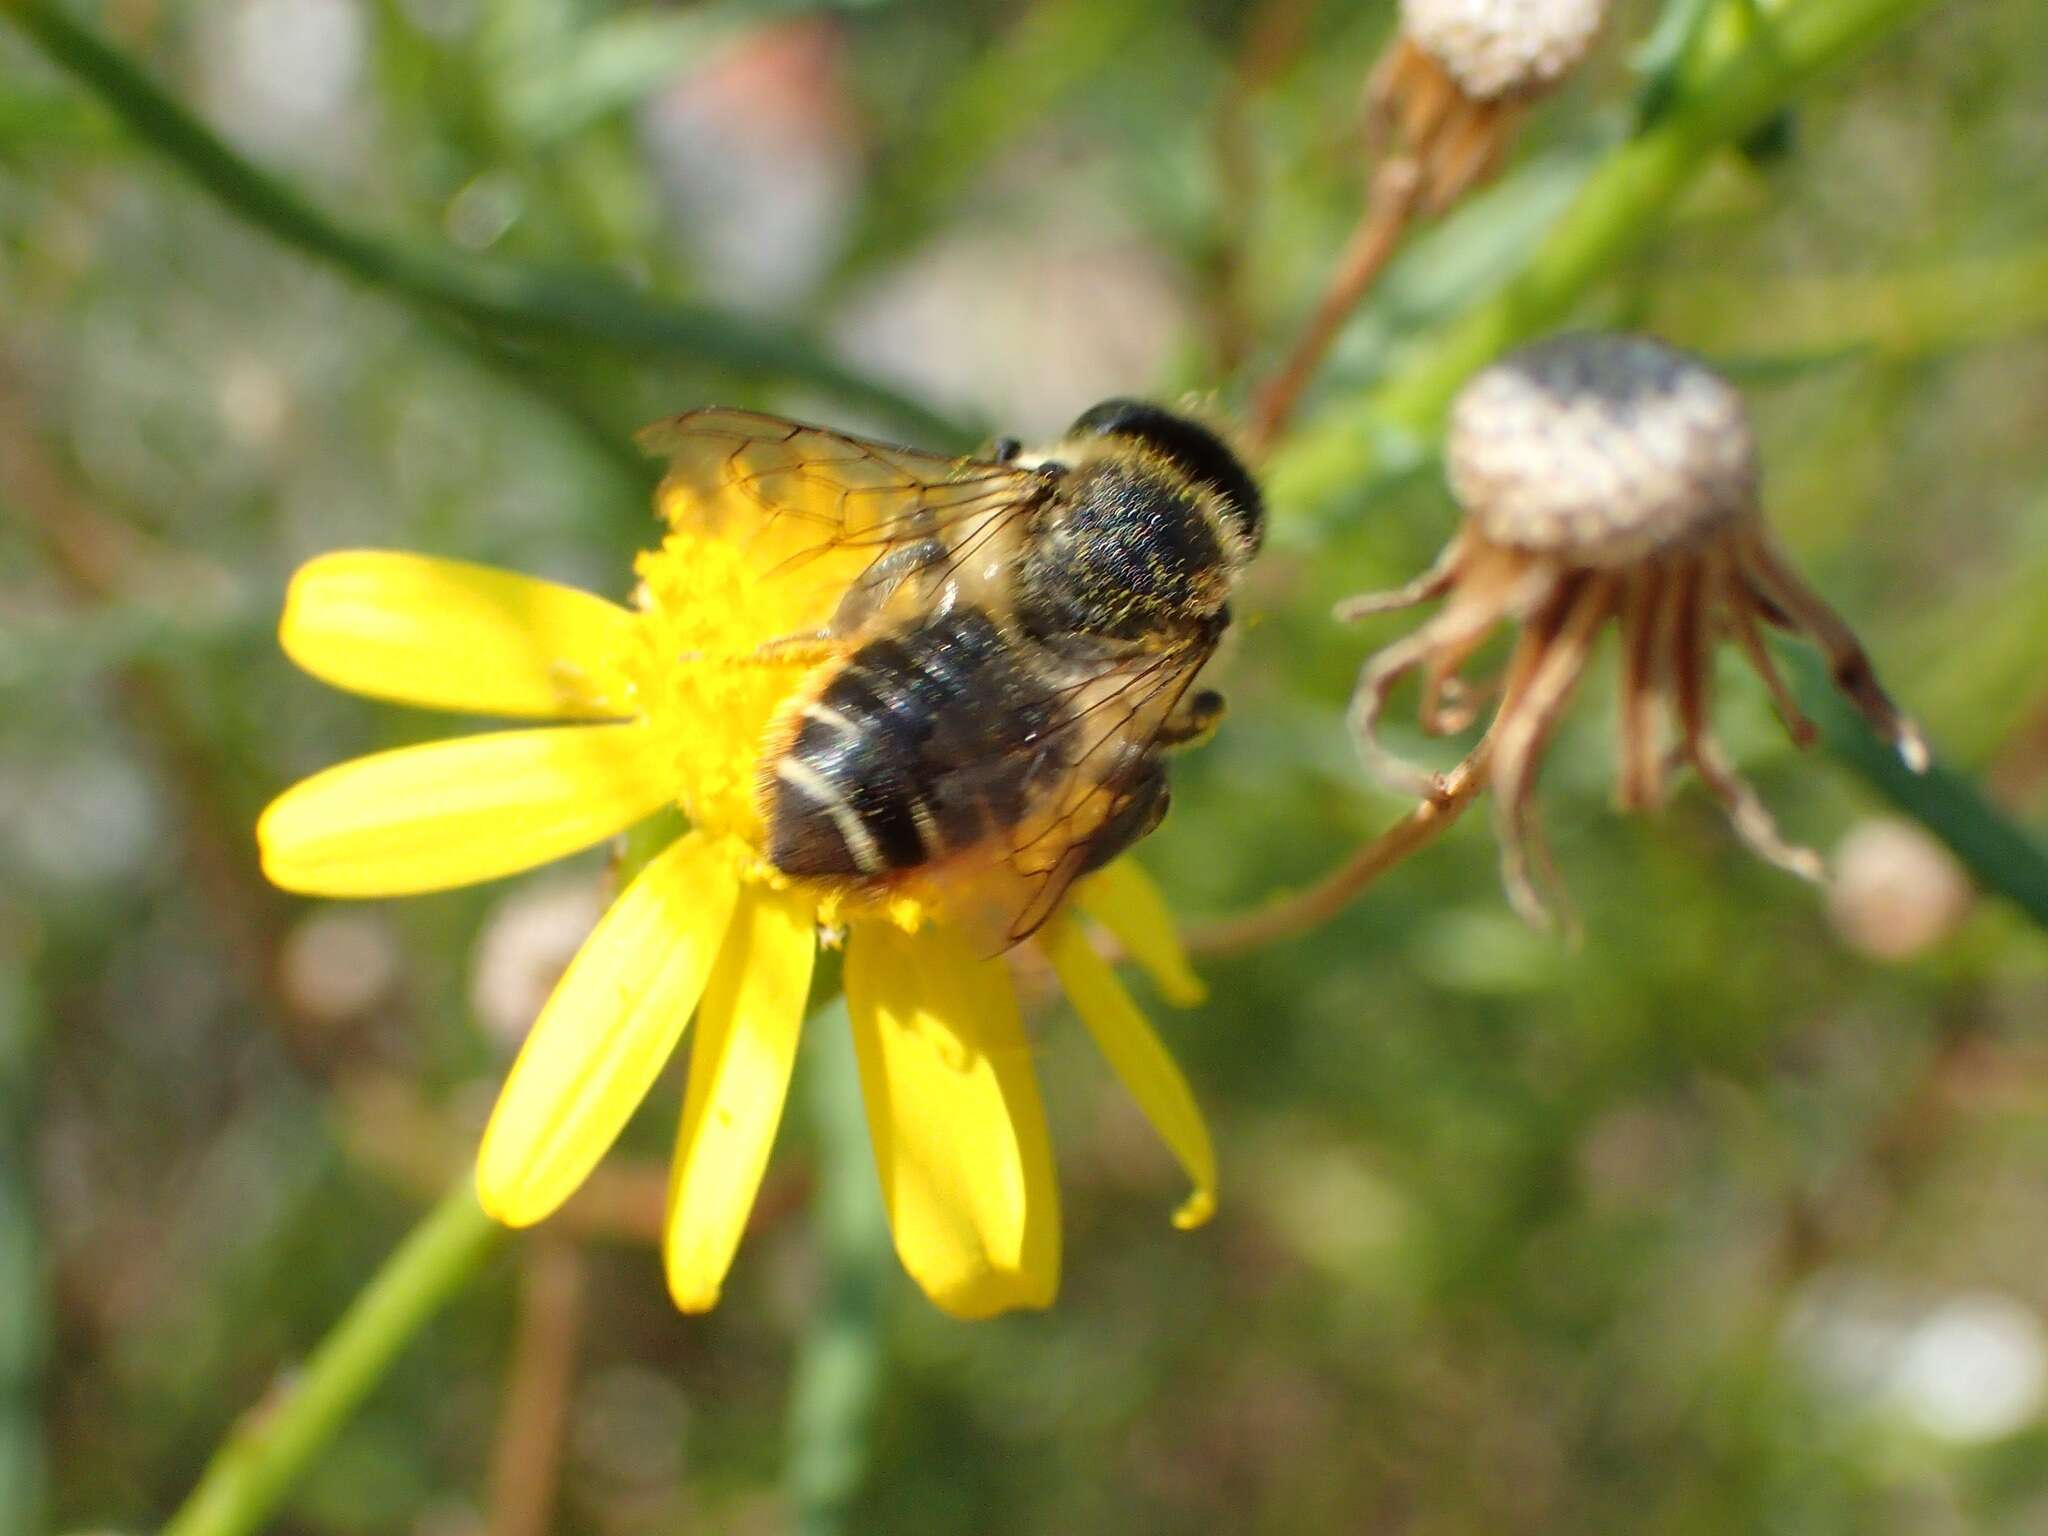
xmin=767 ymin=608 xmax=1064 ymax=879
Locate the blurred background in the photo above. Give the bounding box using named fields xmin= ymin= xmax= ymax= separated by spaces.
xmin=5 ymin=0 xmax=2048 ymax=1531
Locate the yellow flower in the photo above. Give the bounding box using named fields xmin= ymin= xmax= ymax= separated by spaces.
xmin=257 ymin=474 xmax=1217 ymax=1319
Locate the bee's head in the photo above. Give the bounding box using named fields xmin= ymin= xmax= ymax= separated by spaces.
xmin=1066 ymin=399 xmax=1264 ymax=556
xmin=1015 ymin=401 xmax=1262 ymax=651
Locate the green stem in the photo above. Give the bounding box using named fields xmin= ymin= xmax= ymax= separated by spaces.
xmin=9 ymin=0 xmax=977 ymax=449
xmin=161 ymin=1186 xmax=503 ymax=1536
xmin=0 ymin=960 xmax=47 ymax=1536
xmin=1267 ymin=0 xmax=1948 ymax=517
xmin=1788 ymin=649 xmax=2048 ymax=931
xmin=784 ymin=997 xmax=891 ymax=1536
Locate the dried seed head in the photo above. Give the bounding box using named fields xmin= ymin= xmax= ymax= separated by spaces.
xmin=1399 ymin=0 xmax=1609 ymax=102
xmin=1446 ymin=333 xmax=1759 ymax=566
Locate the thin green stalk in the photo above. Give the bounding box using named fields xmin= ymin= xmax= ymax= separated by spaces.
xmin=1267 ymin=0 xmax=1949 ymax=518
xmin=784 ymin=997 xmax=891 ymax=1536
xmin=160 ymin=1186 xmax=503 ymax=1536
xmin=9 ymin=0 xmax=977 ymax=449
xmin=0 ymin=960 xmax=47 ymax=1536
xmin=1788 ymin=649 xmax=2048 ymax=932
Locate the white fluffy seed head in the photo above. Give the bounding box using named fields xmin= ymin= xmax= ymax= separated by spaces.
xmin=1446 ymin=333 xmax=1759 ymax=565
xmin=1399 ymin=0 xmax=1610 ymax=101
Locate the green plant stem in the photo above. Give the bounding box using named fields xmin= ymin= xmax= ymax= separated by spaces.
xmin=9 ymin=0 xmax=977 ymax=450
xmin=784 ymin=997 xmax=891 ymax=1536
xmin=1788 ymin=649 xmax=2048 ymax=931
xmin=161 ymin=1186 xmax=503 ymax=1536
xmin=0 ymin=959 xmax=47 ymax=1536
xmin=1267 ymin=0 xmax=1948 ymax=519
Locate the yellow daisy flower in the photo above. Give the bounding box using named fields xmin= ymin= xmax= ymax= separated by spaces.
xmin=258 ymin=472 xmax=1217 ymax=1320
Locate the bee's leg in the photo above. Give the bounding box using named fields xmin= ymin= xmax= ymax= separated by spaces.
xmin=1079 ymin=760 xmax=1170 ymax=874
xmin=826 ymin=538 xmax=949 ymax=636
xmin=1157 ymin=688 xmax=1226 ymax=748
xmin=754 ymin=539 xmax=948 ymax=662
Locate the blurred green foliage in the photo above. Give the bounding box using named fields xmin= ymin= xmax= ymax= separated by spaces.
xmin=5 ymin=0 xmax=2048 ymax=1533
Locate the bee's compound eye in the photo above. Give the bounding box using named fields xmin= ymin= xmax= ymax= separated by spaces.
xmin=1066 ymin=399 xmax=1264 ymax=552
xmin=991 ymin=436 xmax=1023 ymax=464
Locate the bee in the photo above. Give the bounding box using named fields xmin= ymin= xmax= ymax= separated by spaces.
xmin=637 ymin=399 xmax=1263 ymax=948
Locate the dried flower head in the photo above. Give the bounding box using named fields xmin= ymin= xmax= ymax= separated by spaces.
xmin=1341 ymin=332 xmax=1928 ymax=926
xmin=1446 ymin=333 xmax=1757 ymax=565
xmin=1371 ymin=0 xmax=1611 ymax=211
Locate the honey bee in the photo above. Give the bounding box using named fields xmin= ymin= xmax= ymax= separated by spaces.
xmin=637 ymin=399 xmax=1263 ymax=948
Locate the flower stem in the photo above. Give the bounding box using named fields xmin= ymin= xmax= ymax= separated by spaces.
xmin=0 ymin=959 xmax=48 ymax=1536
xmin=784 ymin=998 xmax=891 ymax=1536
xmin=1266 ymin=0 xmax=1950 ymax=519
xmin=1188 ymin=756 xmax=1490 ymax=955
xmin=161 ymin=1186 xmax=503 ymax=1536
xmin=1248 ymin=157 xmax=1425 ymax=460
xmin=6 ymin=1 xmax=977 ymax=450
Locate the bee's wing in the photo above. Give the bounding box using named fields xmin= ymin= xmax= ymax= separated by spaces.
xmin=636 ymin=408 xmax=1043 ymax=561
xmin=984 ymin=639 xmax=1218 ymax=948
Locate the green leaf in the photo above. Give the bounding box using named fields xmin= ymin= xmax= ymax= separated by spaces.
xmin=1789 ymin=647 xmax=2048 ymax=932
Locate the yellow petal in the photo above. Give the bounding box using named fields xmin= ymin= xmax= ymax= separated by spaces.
xmin=478 ymin=832 xmax=739 ymax=1226
xmin=281 ymin=551 xmax=638 ymax=719
xmin=845 ymin=921 xmax=1059 ymax=1318
xmin=664 ymin=882 xmax=817 ymax=1312
xmin=1040 ymin=912 xmax=1216 ymax=1230
xmin=258 ymin=724 xmax=674 ymax=896
xmin=1075 ymin=858 xmax=1207 ymax=1006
